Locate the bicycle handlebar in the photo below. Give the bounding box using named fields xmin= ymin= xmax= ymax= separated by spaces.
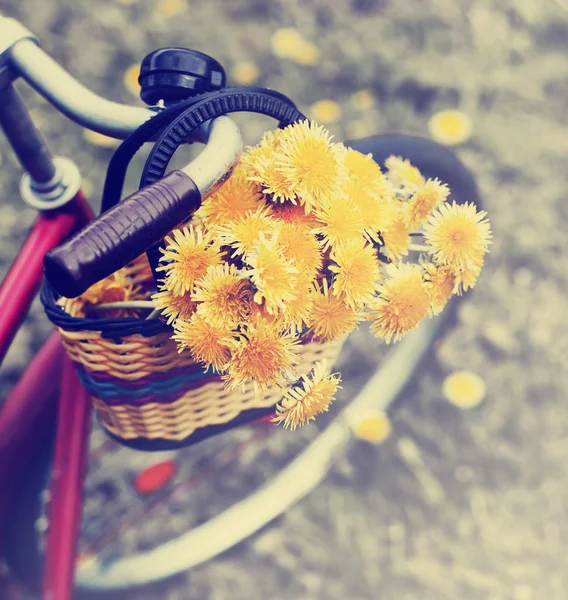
xmin=43 ymin=116 xmax=242 ymax=298
xmin=0 ymin=17 xmax=160 ymax=138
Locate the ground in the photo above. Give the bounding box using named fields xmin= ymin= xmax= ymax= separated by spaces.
xmin=1 ymin=0 xmax=568 ymax=599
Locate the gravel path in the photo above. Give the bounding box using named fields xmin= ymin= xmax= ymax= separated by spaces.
xmin=1 ymin=0 xmax=568 ymax=598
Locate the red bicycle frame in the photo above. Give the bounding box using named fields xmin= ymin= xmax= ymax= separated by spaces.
xmin=0 ymin=190 xmax=93 ymax=600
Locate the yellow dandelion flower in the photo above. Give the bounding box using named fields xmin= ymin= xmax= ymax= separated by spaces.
xmin=428 ymin=109 xmax=473 ymax=147
xmin=231 ymin=61 xmax=260 ymax=85
xmin=81 ymin=269 xmax=141 ymax=313
xmin=156 ymin=0 xmax=187 ymax=18
xmin=196 ymin=164 xmax=264 ymax=228
xmin=423 ymin=201 xmax=492 ymax=271
xmin=313 ymin=194 xmax=364 ymax=250
xmin=249 ymin=156 xmax=297 ymax=203
xmin=275 ymin=120 xmax=347 ymax=211
xmin=246 ymin=232 xmax=300 ymax=313
xmin=241 ymin=130 xmax=297 ymax=203
xmin=224 ymin=315 xmax=299 ymax=392
xmin=370 ymin=263 xmax=431 ymax=343
xmin=217 ymin=206 xmax=279 ymax=257
xmin=151 ymin=284 xmax=196 ymax=325
xmin=454 ymin=257 xmax=484 ymax=293
xmin=343 ymin=179 xmax=397 ymax=242
xmin=270 ymin=27 xmax=304 ymax=59
xmin=384 ymin=155 xmax=424 ymax=189
xmin=382 ymin=216 xmax=411 ymax=260
xmin=272 ymin=202 xmax=318 ymax=230
xmin=157 ymin=225 xmax=222 ymax=296
xmin=309 ymin=279 xmax=361 ymax=341
xmin=172 ymin=314 xmax=234 ymax=372
xmin=443 ymin=370 xmax=486 ymax=408
xmin=293 ymin=41 xmax=320 ymax=66
xmin=271 ymin=272 xmax=315 ymax=334
xmin=350 ymin=89 xmax=376 ymax=110
xmin=328 ymin=239 xmax=381 ymax=308
xmin=344 ymin=148 xmax=384 ymax=190
xmin=309 ymin=99 xmax=342 ymax=124
xmin=423 ymin=263 xmax=457 ymax=315
xmin=193 ymin=263 xmax=252 ymax=328
xmin=277 ymin=222 xmax=323 ymax=278
xmin=353 ymin=410 xmax=392 ymax=444
xmin=123 ymin=64 xmax=141 ymax=97
xmin=406 ymin=179 xmax=450 ymax=228
xmin=272 ymin=360 xmax=341 ymax=429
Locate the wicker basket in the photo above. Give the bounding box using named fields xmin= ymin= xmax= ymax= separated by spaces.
xmin=44 ymin=258 xmax=345 ymax=450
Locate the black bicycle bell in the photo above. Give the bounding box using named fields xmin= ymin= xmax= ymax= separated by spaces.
xmin=138 ymin=47 xmax=226 ymax=106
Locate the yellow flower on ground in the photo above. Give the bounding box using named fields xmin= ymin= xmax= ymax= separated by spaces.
xmin=151 ymin=284 xmax=196 ymax=325
xmin=172 ymin=314 xmax=234 ymax=372
xmin=246 ymin=232 xmax=300 ymax=313
xmin=217 ymin=206 xmax=279 ymax=257
xmin=272 ymin=360 xmax=341 ymax=429
xmin=275 ymin=120 xmax=347 ymax=211
xmin=406 ymin=179 xmax=450 ymax=228
xmin=193 ymin=263 xmax=252 ymax=328
xmin=123 ymin=64 xmax=141 ymax=97
xmin=277 ymin=222 xmax=323 ymax=278
xmin=329 ymin=239 xmax=381 ymax=308
xmin=231 ymin=61 xmax=260 ymax=85
xmin=350 ymin=89 xmax=376 ymax=110
xmin=196 ymin=165 xmax=264 ymax=228
xmin=157 ymin=225 xmax=222 ymax=297
xmin=293 ymin=41 xmax=320 ymax=66
xmin=370 ymin=263 xmax=430 ymax=343
xmin=384 ymin=155 xmax=424 ymax=189
xmin=270 ymin=27 xmax=304 ymax=59
xmin=353 ymin=411 xmax=392 ymax=444
xmin=224 ymin=315 xmax=299 ymax=393
xmin=313 ymin=194 xmax=364 ymax=250
xmin=443 ymin=370 xmax=486 ymax=408
xmin=310 ymin=99 xmax=342 ymax=124
xmin=423 ymin=263 xmax=457 ymax=315
xmin=309 ymin=279 xmax=361 ymax=341
xmin=423 ymin=201 xmax=492 ymax=271
xmin=428 ymin=109 xmax=473 ymax=146
xmin=155 ymin=0 xmax=187 ymax=17
xmin=382 ymin=216 xmax=411 ymax=260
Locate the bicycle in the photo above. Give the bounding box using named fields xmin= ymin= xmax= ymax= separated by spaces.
xmin=0 ymin=13 xmax=480 ymax=600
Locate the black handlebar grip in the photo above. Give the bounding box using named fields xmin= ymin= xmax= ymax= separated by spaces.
xmin=44 ymin=170 xmax=201 ymax=298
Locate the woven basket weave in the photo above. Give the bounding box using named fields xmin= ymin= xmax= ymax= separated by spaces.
xmin=49 ymin=259 xmax=345 ymax=449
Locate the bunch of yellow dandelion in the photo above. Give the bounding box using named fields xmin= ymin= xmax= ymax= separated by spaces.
xmin=144 ymin=119 xmax=491 ymax=431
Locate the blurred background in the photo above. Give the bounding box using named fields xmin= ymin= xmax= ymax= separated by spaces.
xmin=1 ymin=0 xmax=568 ymax=598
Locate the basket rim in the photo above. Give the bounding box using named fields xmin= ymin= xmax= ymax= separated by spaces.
xmin=40 ymin=278 xmax=169 ymax=338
